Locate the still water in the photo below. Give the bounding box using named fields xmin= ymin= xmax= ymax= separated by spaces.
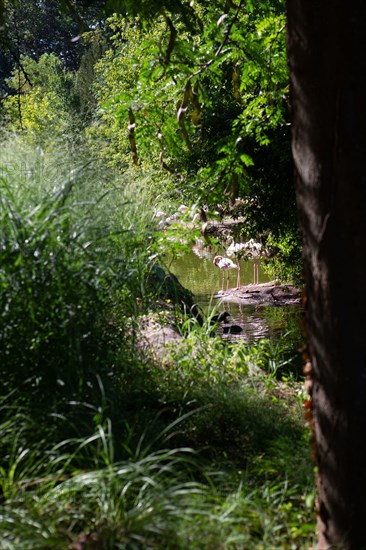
xmin=169 ymin=249 xmax=304 ymax=346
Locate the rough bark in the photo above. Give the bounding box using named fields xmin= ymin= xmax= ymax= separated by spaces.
xmin=286 ymin=2 xmax=366 ymax=548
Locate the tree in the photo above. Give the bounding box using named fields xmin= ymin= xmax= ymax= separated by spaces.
xmin=286 ymin=2 xmax=366 ymax=547
xmin=89 ymin=3 xmax=303 ymax=282
xmin=0 ymin=0 xmax=302 ymax=274
xmin=3 ymin=53 xmax=75 ymax=145
xmin=93 ymin=4 xmax=289 ymax=198
xmin=0 ymin=0 xmax=105 ymax=95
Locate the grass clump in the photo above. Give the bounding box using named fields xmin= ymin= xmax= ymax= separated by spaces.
xmin=0 ymin=393 xmax=315 ymax=549
xmin=0 ymin=411 xmax=206 ymax=549
xmin=0 ymin=140 xmax=154 ymax=412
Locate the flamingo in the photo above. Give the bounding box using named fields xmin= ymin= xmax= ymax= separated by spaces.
xmin=226 ymin=239 xmax=247 ymax=257
xmin=192 ymin=238 xmax=212 ymax=258
xmin=244 ymin=239 xmax=262 ymax=285
xmin=226 ymin=237 xmax=262 ymax=285
xmin=213 ymin=255 xmax=240 ymax=291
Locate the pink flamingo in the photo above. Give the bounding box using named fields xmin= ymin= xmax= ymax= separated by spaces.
xmin=213 ymin=255 xmax=240 ymax=290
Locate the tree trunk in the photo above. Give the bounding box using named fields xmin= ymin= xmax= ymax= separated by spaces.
xmin=286 ymin=2 xmax=366 ymax=548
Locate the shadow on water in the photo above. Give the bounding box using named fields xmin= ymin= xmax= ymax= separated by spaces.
xmin=169 ymin=249 xmax=304 ymax=347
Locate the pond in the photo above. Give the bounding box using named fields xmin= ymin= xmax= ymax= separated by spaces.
xmin=169 ymin=249 xmax=304 ymax=347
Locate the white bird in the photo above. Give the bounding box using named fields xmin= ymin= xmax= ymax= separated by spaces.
xmin=245 ymin=238 xmax=262 ymax=255
xmin=244 ymin=239 xmax=262 ymax=285
xmin=213 ymin=255 xmax=240 ymax=291
xmin=192 ymin=238 xmax=212 ymax=258
xmin=226 ymin=237 xmax=262 ymax=285
xmin=226 ymin=240 xmax=247 ymax=257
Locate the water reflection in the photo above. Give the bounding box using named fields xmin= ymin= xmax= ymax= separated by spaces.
xmin=169 ymin=249 xmax=304 ymax=345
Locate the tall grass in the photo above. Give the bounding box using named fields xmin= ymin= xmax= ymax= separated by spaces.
xmin=0 ymin=139 xmax=155 ymax=411
xmin=0 ymin=394 xmax=316 ymax=549
xmin=0 ymin=403 xmax=206 ymax=549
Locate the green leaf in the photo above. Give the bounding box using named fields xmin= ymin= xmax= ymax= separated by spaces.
xmin=240 ymin=153 xmax=254 ymax=167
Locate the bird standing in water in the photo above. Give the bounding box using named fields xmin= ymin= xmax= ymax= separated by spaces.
xmin=213 ymin=255 xmax=240 ymax=290
xmin=226 ymin=239 xmax=247 ymax=258
xmin=244 ymin=239 xmax=262 ymax=285
xmin=226 ymin=237 xmax=262 ymax=285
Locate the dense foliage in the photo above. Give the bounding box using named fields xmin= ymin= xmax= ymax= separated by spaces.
xmin=0 ymin=2 xmax=313 ymax=547
xmin=0 ymin=0 xmax=301 ymax=280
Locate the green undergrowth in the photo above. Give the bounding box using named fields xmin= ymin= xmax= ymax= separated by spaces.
xmin=0 ymin=139 xmax=316 ymax=549
xmin=1 ymin=330 xmax=316 ymax=549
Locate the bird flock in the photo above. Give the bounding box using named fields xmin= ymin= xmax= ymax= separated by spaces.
xmin=154 ymin=204 xmax=278 ymax=292
xmin=213 ymin=238 xmax=264 ymax=291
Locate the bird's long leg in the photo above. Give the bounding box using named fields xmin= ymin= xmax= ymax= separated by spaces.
xmin=222 ymin=271 xmax=225 ymax=291
xmin=236 ymin=265 xmax=241 ymax=289
xmin=252 ymin=262 xmax=259 ymax=285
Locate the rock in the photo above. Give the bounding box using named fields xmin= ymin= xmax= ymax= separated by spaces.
xmin=138 ymin=315 xmax=182 ymax=363
xmin=216 ymin=281 xmax=302 ymax=306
